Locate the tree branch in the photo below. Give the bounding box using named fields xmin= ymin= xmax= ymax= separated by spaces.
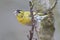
xmin=28 ymin=1 xmax=36 ymax=40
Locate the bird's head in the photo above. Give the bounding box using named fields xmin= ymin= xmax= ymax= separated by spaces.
xmin=13 ymin=10 xmax=24 ymax=16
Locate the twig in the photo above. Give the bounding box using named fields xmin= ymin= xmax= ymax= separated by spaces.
xmin=29 ymin=1 xmax=35 ymax=40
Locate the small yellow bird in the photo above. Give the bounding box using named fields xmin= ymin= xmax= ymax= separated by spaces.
xmin=14 ymin=10 xmax=32 ymax=25
xmin=13 ymin=10 xmax=47 ymax=26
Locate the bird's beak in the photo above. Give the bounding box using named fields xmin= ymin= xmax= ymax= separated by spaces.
xmin=13 ymin=11 xmax=17 ymax=16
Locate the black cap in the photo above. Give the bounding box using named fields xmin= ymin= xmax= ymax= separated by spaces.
xmin=16 ymin=10 xmax=21 ymax=13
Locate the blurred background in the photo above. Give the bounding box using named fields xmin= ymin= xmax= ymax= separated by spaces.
xmin=0 ymin=0 xmax=60 ymax=40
